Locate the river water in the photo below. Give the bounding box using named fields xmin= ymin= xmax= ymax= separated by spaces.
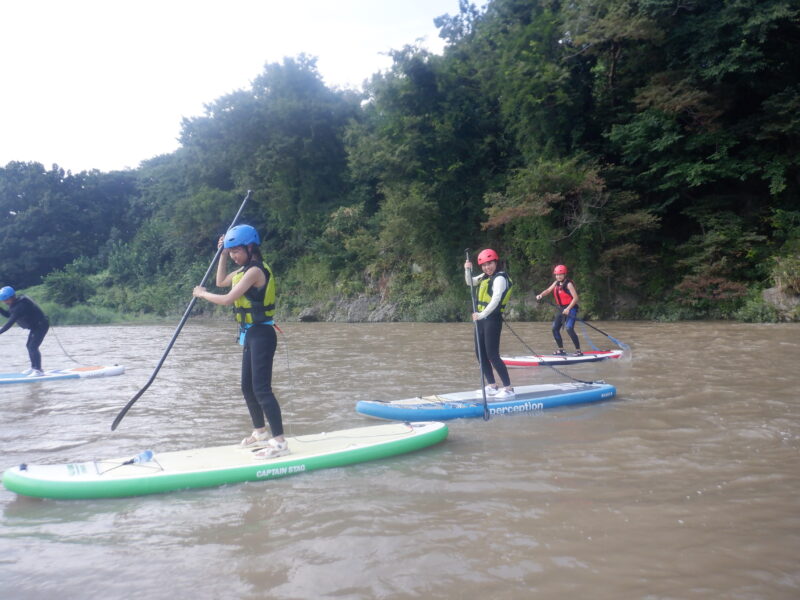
xmin=1 ymin=320 xmax=798 ymax=599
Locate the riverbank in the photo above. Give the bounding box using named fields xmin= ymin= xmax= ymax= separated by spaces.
xmin=16 ymin=282 xmax=800 ymax=327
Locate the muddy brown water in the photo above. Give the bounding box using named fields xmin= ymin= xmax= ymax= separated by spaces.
xmin=1 ymin=321 xmax=798 ymax=599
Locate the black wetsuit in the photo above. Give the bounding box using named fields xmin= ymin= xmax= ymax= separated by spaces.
xmin=473 ymin=273 xmax=512 ymax=388
xmin=234 ymin=260 xmax=283 ymax=438
xmin=476 ymin=317 xmax=511 ymax=387
xmin=0 ymin=295 xmax=50 ymax=371
xmin=241 ymin=323 xmax=283 ymax=437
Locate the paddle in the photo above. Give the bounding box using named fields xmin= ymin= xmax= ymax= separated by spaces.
xmin=465 ymin=249 xmax=490 ymax=421
xmin=540 ymin=298 xmax=630 ymax=351
xmin=111 ymin=190 xmax=253 ymax=431
xmin=501 ymin=318 xmax=597 ymax=385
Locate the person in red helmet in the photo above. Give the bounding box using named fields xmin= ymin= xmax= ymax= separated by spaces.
xmin=536 ymin=264 xmax=582 ymax=356
xmin=464 ymin=249 xmax=515 ymax=399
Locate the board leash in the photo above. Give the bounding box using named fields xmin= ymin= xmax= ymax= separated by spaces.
xmin=49 ymin=327 xmax=82 ymax=364
xmin=501 ymin=318 xmax=598 ymax=385
xmin=577 ymin=321 xmax=602 ymax=351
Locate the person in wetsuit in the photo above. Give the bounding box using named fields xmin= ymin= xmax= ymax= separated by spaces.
xmin=536 ymin=264 xmax=582 ymax=356
xmin=464 ymin=248 xmax=515 ymax=399
xmin=0 ymin=286 xmax=50 ymax=376
xmin=193 ymin=225 xmax=288 ymax=460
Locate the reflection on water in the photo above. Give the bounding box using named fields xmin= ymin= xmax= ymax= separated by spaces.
xmin=1 ymin=320 xmax=798 ymax=599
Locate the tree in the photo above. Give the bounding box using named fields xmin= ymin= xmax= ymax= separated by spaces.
xmin=0 ymin=162 xmax=138 ymax=288
xmin=179 ymin=55 xmax=360 ymax=262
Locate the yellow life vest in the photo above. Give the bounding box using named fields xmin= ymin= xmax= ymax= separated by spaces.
xmin=476 ymin=271 xmax=513 ymax=315
xmin=231 ymin=261 xmax=276 ymax=325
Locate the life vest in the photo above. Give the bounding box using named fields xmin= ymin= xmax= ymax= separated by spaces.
xmin=553 ymin=278 xmax=575 ymax=308
xmin=231 ymin=261 xmax=276 ymax=325
xmin=476 ymin=271 xmax=513 ymax=316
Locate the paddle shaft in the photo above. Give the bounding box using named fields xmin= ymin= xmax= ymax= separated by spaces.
xmin=465 ymin=249 xmax=490 ymax=421
xmin=111 ymin=190 xmax=253 ymax=431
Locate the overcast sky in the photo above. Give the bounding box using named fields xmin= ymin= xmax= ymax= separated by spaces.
xmin=0 ymin=0 xmax=461 ymax=173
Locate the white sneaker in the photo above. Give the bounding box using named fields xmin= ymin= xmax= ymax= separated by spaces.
xmin=494 ymin=388 xmax=515 ymax=399
xmin=27 ymin=369 xmax=45 ymax=378
xmin=254 ymin=439 xmax=290 ymax=459
xmin=21 ymin=368 xmax=34 ymax=375
xmin=240 ymin=430 xmax=270 ymax=447
xmin=475 ymin=386 xmax=498 ymax=396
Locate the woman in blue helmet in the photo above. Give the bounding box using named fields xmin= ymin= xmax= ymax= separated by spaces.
xmin=0 ymin=286 xmax=50 ymax=376
xmin=192 ymin=225 xmax=288 ymax=459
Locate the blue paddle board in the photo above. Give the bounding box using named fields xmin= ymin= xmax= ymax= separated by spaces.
xmin=0 ymin=365 xmax=125 ymax=385
xmin=356 ymin=382 xmax=617 ymax=421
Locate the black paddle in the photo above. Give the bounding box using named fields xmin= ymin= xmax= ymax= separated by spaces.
xmin=465 ymin=249 xmax=490 ymax=421
xmin=111 ymin=190 xmax=253 ymax=431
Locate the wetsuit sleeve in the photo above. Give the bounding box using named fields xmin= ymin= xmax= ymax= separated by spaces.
xmin=475 ymin=276 xmax=507 ymax=320
xmin=0 ymin=307 xmax=17 ymax=334
xmin=0 ymin=306 xmax=8 ymax=318
xmin=464 ymin=269 xmax=481 ymax=287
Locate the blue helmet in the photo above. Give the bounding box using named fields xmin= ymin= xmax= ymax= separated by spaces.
xmin=0 ymin=286 xmax=15 ymax=300
xmin=223 ymin=224 xmax=260 ymax=249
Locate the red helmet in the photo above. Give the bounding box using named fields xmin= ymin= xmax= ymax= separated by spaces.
xmin=553 ymin=264 xmax=568 ymax=275
xmin=477 ymin=249 xmax=499 ymax=265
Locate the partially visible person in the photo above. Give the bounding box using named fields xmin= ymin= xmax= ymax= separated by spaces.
xmin=536 ymin=265 xmax=582 ymax=356
xmin=464 ymin=249 xmax=515 ymax=399
xmin=0 ymin=286 xmax=50 ymax=376
xmin=192 ymin=225 xmax=288 ymax=460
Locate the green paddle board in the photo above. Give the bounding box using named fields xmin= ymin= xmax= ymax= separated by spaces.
xmin=2 ymin=421 xmax=448 ymax=499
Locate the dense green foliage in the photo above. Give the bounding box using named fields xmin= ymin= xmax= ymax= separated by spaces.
xmin=1 ymin=0 xmax=798 ymax=323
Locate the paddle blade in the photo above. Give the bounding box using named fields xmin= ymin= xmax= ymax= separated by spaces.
xmin=111 ymin=394 xmax=140 ymax=431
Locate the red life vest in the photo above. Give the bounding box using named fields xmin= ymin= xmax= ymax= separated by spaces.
xmin=553 ymin=278 xmax=575 ymax=308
